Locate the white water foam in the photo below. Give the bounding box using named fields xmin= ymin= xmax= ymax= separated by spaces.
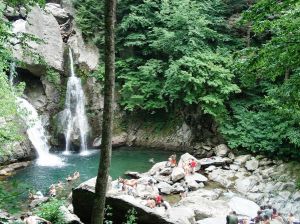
xmin=63 ymin=48 xmax=89 ymax=154
xmin=17 ymin=97 xmax=64 ymax=167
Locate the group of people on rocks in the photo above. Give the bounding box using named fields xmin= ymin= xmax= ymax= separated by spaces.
xmin=28 ymin=171 xmax=80 ymax=200
xmin=166 ymin=154 xmax=199 ymax=175
xmin=226 ymin=205 xmax=299 ymax=224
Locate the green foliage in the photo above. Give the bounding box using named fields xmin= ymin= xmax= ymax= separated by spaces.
xmin=0 ymin=181 xmax=29 ymax=213
xmin=73 ymin=0 xmax=104 ymax=46
xmin=124 ymin=208 xmax=137 ymax=224
xmin=36 ymin=199 xmax=65 ymax=224
xmin=0 ymin=3 xmax=24 ymax=153
xmin=4 ymin=0 xmax=46 ymax=7
xmin=117 ymin=0 xmax=239 ymax=119
xmin=221 ymin=0 xmax=300 ymax=158
xmin=46 ymin=69 xmax=61 ymax=85
xmin=104 ymin=205 xmax=113 ymax=224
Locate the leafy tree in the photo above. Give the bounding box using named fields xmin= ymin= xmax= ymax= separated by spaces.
xmin=221 ymin=0 xmax=300 ymax=158
xmin=117 ymin=0 xmax=239 ymax=119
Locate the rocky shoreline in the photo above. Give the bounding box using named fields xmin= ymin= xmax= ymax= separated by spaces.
xmin=72 ymin=146 xmax=300 ymax=224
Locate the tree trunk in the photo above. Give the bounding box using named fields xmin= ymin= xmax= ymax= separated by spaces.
xmin=91 ymin=0 xmax=116 ymax=223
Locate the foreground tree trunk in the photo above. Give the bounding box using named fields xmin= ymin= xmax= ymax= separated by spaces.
xmin=91 ymin=0 xmax=116 ymax=223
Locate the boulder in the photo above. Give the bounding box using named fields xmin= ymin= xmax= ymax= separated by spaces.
xmin=205 ymin=166 xmax=216 ymax=172
xmin=171 ymin=183 xmax=185 ymax=193
xmin=169 ymin=207 xmax=196 ymax=224
xmin=214 ymin=144 xmax=230 ymax=157
xmin=171 ymin=167 xmax=185 ymax=182
xmin=177 ymin=196 xmax=230 ymax=220
xmin=199 ymin=157 xmax=226 ymax=167
xmin=12 ymin=6 xmax=64 ymax=76
xmin=245 ymin=159 xmax=259 ymax=171
xmin=234 ymin=155 xmax=251 ymax=166
xmin=45 ymin=3 xmax=69 ymax=24
xmin=228 ymin=197 xmax=259 ymax=218
xmin=60 ymin=205 xmax=83 ymax=224
xmin=185 ymin=173 xmax=208 ymax=183
xmin=157 ymin=182 xmax=174 ymax=195
xmin=12 ymin=19 xmax=26 ymax=33
xmin=235 ymin=176 xmax=258 ymax=194
xmin=178 ymin=153 xmax=201 ymax=171
xmin=208 ymin=169 xmax=234 ymax=188
xmin=159 ymin=167 xmax=173 ymax=176
xmin=148 ymin=161 xmax=168 ymax=176
xmin=73 ymin=178 xmax=173 ymax=224
xmin=29 ymin=197 xmax=49 ymax=208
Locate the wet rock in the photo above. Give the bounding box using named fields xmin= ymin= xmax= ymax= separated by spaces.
xmin=245 ymin=159 xmax=259 ymax=171
xmin=214 ymin=144 xmax=230 ymax=157
xmin=171 ymin=167 xmax=185 ymax=182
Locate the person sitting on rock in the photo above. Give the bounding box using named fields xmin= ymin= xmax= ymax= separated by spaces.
xmin=274 ymin=213 xmax=284 ymax=223
xmin=155 ymin=193 xmax=163 ymax=207
xmin=49 ymin=185 xmax=56 ymax=197
xmin=252 ymin=211 xmax=263 ymax=224
xmin=288 ymin=213 xmax=295 ymax=224
xmin=271 ymin=208 xmax=278 ymax=219
xmin=119 ymin=178 xmax=138 ymax=188
xmin=146 ymin=197 xmax=156 ymax=208
xmin=189 ymin=159 xmax=197 ymax=174
xmin=183 ymin=162 xmax=190 ymax=176
xmin=226 ymin=211 xmax=238 ymax=224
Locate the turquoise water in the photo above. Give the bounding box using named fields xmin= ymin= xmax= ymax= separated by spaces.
xmin=9 ymin=147 xmax=173 ymax=193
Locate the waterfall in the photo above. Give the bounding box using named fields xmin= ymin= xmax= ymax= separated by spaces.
xmin=63 ymin=48 xmax=89 ymax=154
xmin=9 ymin=61 xmax=16 ymax=87
xmin=17 ymin=97 xmax=64 ymax=166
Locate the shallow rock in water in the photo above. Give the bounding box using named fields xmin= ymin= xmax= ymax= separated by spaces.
xmin=214 ymin=144 xmax=230 ymax=157
xmin=228 ymin=197 xmax=259 ymax=218
xmin=0 ymin=161 xmax=31 ymax=176
xmin=245 ymin=159 xmax=259 ymax=171
xmin=171 ymin=167 xmax=185 ymax=182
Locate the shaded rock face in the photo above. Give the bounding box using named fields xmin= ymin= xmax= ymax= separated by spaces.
xmin=0 ymin=138 xmax=35 ymax=166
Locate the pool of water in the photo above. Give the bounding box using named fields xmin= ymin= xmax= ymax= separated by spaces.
xmin=8 ymin=147 xmax=173 ymax=193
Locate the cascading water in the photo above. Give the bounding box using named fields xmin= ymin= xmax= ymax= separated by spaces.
xmin=63 ymin=48 xmax=89 ymax=155
xmin=17 ymin=98 xmax=64 ymax=166
xmin=9 ymin=62 xmax=63 ymax=166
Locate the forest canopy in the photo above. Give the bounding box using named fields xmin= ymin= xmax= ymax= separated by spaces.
xmin=73 ymin=0 xmax=300 ymax=158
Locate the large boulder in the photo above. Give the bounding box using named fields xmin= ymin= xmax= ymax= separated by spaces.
xmin=12 ymin=6 xmax=64 ymax=76
xmin=235 ymin=176 xmax=258 ymax=194
xmin=157 ymin=182 xmax=174 ymax=195
xmin=234 ymin=155 xmax=251 ymax=166
xmin=176 ymin=196 xmax=230 ymax=220
xmin=228 ymin=197 xmax=259 ymax=218
xmin=45 ymin=3 xmax=69 ymax=24
xmin=178 ymin=153 xmax=201 ymax=171
xmin=73 ymin=178 xmax=174 ymax=224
